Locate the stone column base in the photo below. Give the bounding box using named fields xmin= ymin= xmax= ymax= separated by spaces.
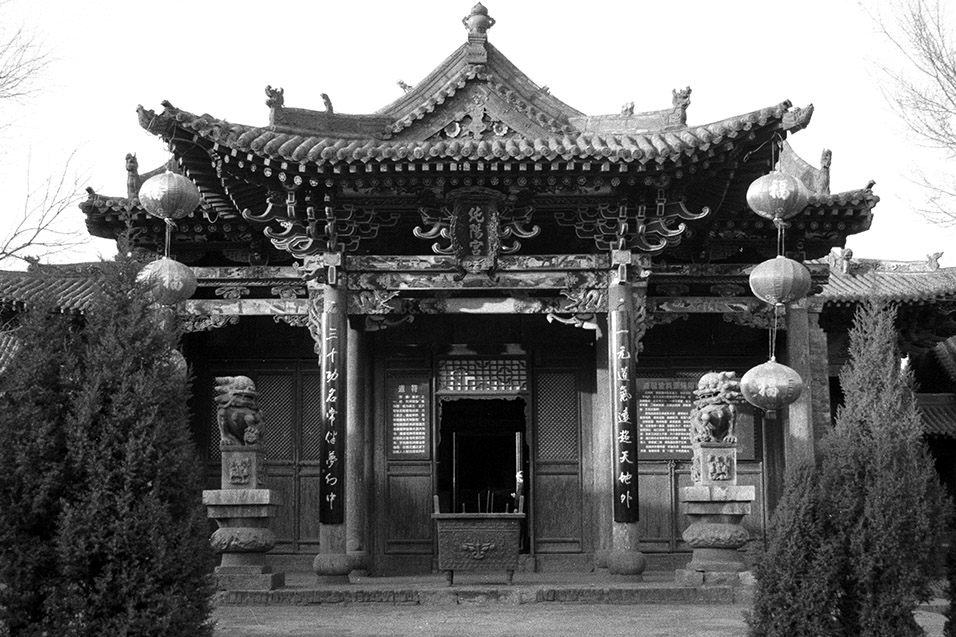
xmin=313 ymin=552 xmax=353 ymax=584
xmin=607 ymin=549 xmax=646 ymax=579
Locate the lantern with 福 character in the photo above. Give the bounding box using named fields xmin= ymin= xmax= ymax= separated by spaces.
xmin=137 ymin=257 xmax=197 ymax=306
xmin=740 ymin=357 xmax=804 ymax=411
xmin=746 ymin=171 xmax=809 ymax=222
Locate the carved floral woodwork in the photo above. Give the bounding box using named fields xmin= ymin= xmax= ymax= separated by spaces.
xmin=274 ymin=314 xmax=309 ymax=328
xmin=723 ymin=305 xmax=787 ymax=331
xmin=270 ymin=284 xmax=306 ymax=299
xmin=554 ymin=189 xmax=709 ymax=254
xmin=349 ymin=290 xmax=400 ymax=315
xmin=214 ymin=285 xmax=250 ymax=300
xmin=180 ymin=314 xmax=239 ymax=332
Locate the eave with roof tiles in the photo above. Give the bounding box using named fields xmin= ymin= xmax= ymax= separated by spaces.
xmin=817 ymin=252 xmax=956 ymax=305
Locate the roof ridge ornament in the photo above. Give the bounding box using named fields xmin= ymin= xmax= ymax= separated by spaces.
xmin=463 ymin=3 xmax=495 ymax=36
xmin=463 ymin=3 xmax=494 ymax=63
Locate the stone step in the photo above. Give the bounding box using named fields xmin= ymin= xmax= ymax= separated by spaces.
xmin=215 ymin=573 xmax=753 ymax=606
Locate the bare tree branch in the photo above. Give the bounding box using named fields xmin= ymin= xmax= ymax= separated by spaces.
xmin=0 ymin=1 xmax=87 ymax=266
xmin=0 ymin=0 xmax=48 ymax=105
xmin=866 ymin=0 xmax=956 ymax=223
xmin=0 ymin=150 xmax=89 ymax=266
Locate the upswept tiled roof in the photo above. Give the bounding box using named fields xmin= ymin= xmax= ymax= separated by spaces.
xmin=818 ymin=252 xmax=956 ymax=304
xmin=138 ymin=5 xmax=811 ymax=169
xmin=0 ymin=267 xmax=102 ymax=313
xmin=139 ymin=99 xmax=799 ymax=169
xmin=917 ymin=394 xmax=956 ymax=437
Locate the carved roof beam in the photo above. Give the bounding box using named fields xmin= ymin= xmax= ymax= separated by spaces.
xmin=346 ymin=269 xmax=609 ymax=293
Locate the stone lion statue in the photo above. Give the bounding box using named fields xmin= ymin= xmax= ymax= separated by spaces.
xmin=689 ymin=371 xmax=743 ymax=445
xmin=214 ymin=376 xmax=263 ymax=446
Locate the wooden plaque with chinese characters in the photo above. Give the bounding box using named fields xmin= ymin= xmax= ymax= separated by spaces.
xmin=388 ymin=373 xmax=431 ymax=460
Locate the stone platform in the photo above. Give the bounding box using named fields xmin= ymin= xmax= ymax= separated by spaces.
xmin=214 ymin=571 xmax=752 ymax=606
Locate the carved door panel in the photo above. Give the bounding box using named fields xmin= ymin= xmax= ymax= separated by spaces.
xmin=197 ymin=360 xmax=323 ymax=554
xmin=532 ymin=369 xmax=585 ymax=553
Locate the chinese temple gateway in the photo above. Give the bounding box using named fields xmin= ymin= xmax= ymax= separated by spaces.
xmin=75 ymin=5 xmax=896 ymax=576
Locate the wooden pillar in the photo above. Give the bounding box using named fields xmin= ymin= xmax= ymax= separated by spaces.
xmin=605 ymin=250 xmax=646 ymax=577
xmin=784 ymin=299 xmax=819 ymax=466
xmin=593 ymin=315 xmax=612 ymax=568
xmin=346 ymin=326 xmax=369 ymax=572
xmin=308 ymin=269 xmax=352 ymax=582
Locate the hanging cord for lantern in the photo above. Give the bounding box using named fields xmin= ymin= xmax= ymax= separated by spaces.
xmin=774 ymin=217 xmax=788 ymax=256
xmin=767 ymin=303 xmax=785 ymax=362
xmin=164 ymin=218 xmax=176 ymax=258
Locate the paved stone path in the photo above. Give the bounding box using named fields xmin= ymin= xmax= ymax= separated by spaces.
xmin=213 ymin=604 xmax=946 ymax=637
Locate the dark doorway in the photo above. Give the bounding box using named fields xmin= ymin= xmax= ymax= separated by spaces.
xmin=437 ymin=398 xmax=529 ymax=524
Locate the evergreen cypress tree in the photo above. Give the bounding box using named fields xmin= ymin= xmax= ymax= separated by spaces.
xmin=748 ymin=300 xmax=950 ymax=636
xmin=944 ymin=536 xmax=956 ymax=636
xmin=0 ymin=289 xmax=81 ymax=635
xmin=48 ymin=260 xmax=215 ymax=636
xmin=839 ymin=301 xmax=950 ymax=636
xmin=747 ymin=461 xmax=850 ymax=636
xmin=0 ymin=260 xmax=214 ymax=636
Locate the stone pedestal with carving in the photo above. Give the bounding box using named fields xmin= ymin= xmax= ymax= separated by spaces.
xmin=677 ymin=444 xmax=755 ymax=586
xmin=203 ymin=446 xmax=284 ymax=591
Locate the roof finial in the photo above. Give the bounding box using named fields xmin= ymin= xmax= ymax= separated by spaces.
xmin=463 ymin=3 xmax=495 ymax=37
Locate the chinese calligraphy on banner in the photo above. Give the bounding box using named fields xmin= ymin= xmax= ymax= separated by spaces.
xmin=319 ymin=300 xmax=345 ymax=524
xmin=611 ymin=308 xmax=639 ymax=523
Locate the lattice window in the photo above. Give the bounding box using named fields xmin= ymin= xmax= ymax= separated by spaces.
xmin=301 ymin=372 xmax=324 ymax=461
xmin=535 ymin=372 xmax=578 ymax=460
xmin=257 ymin=374 xmax=295 ymax=461
xmin=437 ymin=358 xmax=528 ymax=393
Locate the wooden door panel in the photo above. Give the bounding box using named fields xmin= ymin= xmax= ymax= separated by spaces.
xmin=268 ymin=471 xmax=296 ymax=550
xmin=385 ymin=463 xmax=433 ymax=554
xmin=298 ymin=473 xmax=323 ymax=545
xmin=534 ymin=463 xmax=582 ymax=552
xmin=637 ymin=469 xmax=673 ymax=550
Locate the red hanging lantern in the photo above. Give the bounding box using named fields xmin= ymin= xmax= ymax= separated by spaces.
xmin=138 ymin=172 xmax=201 ymax=221
xmin=740 ymin=358 xmax=804 ymax=410
xmin=749 ymin=255 xmax=812 ymax=306
xmin=746 ymin=171 xmax=809 ymax=222
xmin=137 ymin=257 xmax=197 ymax=306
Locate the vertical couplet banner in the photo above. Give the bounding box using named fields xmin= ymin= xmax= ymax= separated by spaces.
xmin=319 ymin=287 xmax=346 ymax=524
xmin=610 ymin=302 xmax=639 ymax=523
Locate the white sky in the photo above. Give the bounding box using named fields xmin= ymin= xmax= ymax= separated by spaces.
xmin=0 ymin=0 xmax=953 ymax=267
